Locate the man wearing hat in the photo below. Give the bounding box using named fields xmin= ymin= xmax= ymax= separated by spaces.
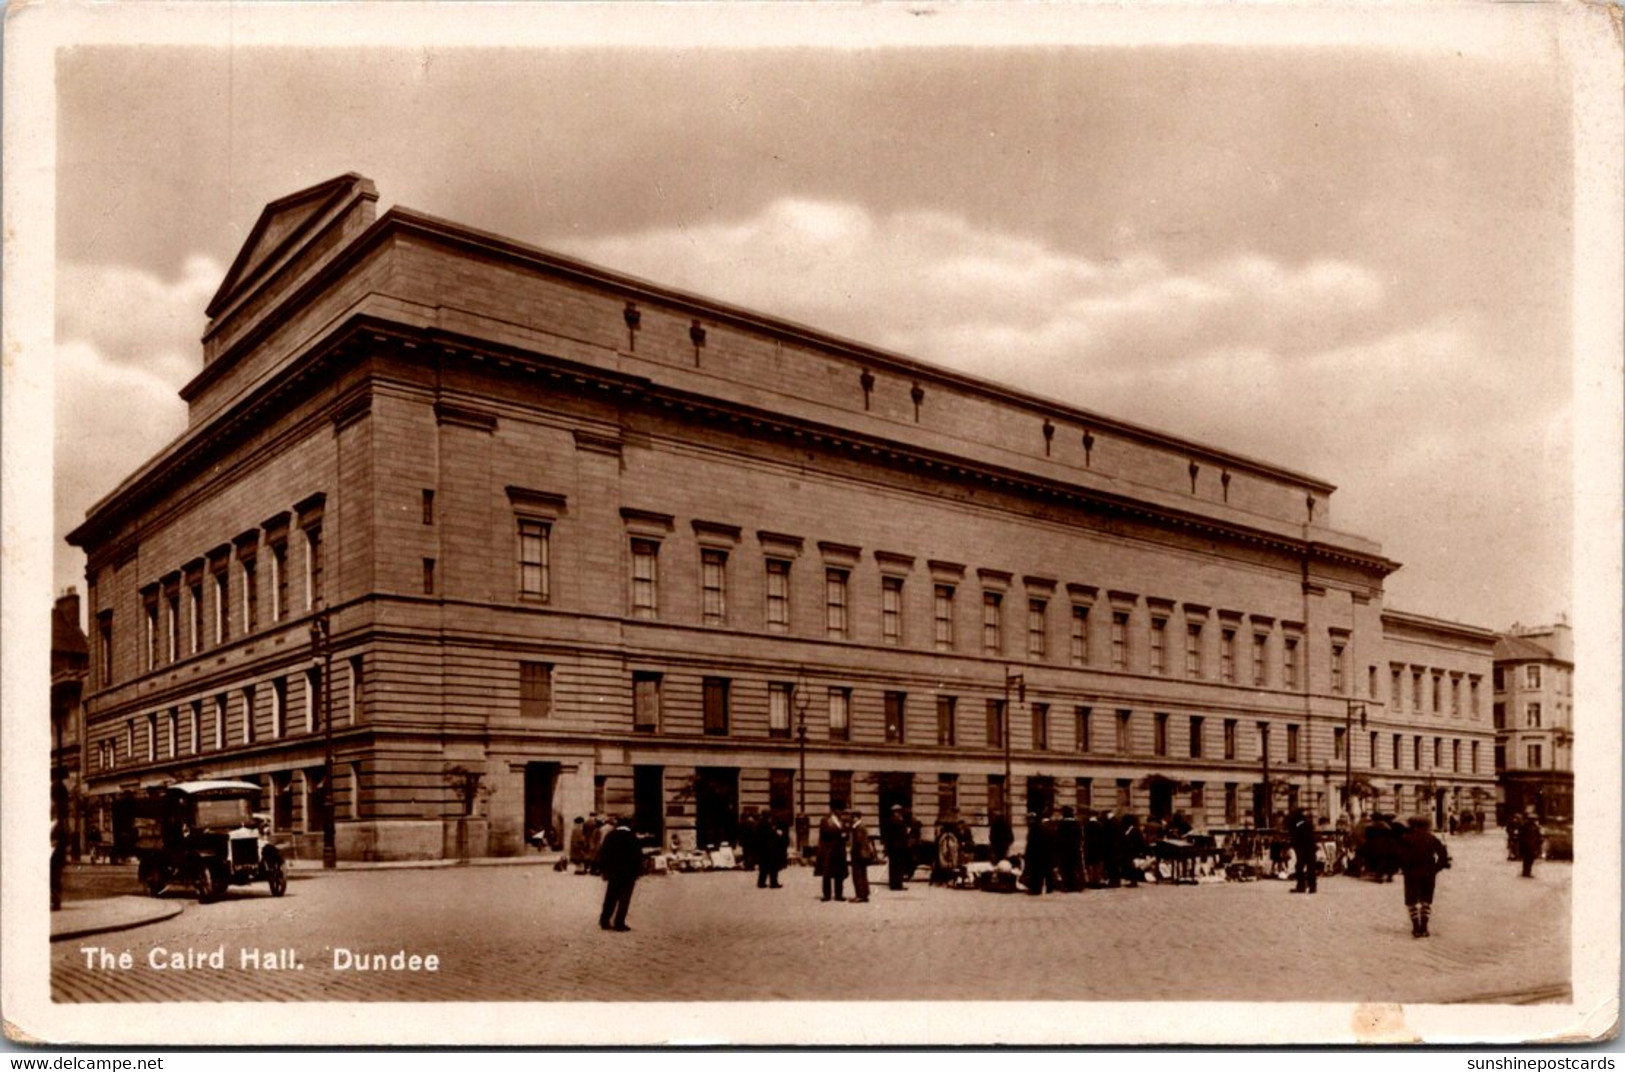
xmin=597 ymin=815 xmax=644 ymax=932
xmin=1055 ymin=805 xmax=1084 ymax=892
xmin=1397 ymin=815 xmax=1450 ymax=938
xmin=882 ymin=804 xmax=912 ymax=890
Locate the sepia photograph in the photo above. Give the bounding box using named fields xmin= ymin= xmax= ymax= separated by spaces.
xmin=3 ymin=0 xmax=1620 ymax=1048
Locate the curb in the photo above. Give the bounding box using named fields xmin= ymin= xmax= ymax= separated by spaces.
xmin=51 ymin=896 xmax=185 ymax=943
xmin=287 ymin=852 xmax=566 ymax=874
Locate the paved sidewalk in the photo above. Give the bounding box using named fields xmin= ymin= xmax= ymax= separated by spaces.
xmin=50 ymin=896 xmax=184 ymax=943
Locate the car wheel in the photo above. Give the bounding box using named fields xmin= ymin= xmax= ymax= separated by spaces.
xmin=138 ymin=859 xmax=166 ymax=897
xmin=194 ymin=863 xmax=222 ymax=903
xmin=266 ymin=861 xmax=287 ymax=897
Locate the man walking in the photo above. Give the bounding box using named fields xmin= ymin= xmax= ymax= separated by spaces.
xmin=597 ymin=816 xmax=643 ymax=932
xmin=1290 ymin=809 xmax=1319 ymax=894
xmin=1517 ymin=811 xmax=1544 ymax=878
xmin=1398 ymin=816 xmax=1450 ymax=937
xmin=882 ymin=804 xmax=912 ymax=890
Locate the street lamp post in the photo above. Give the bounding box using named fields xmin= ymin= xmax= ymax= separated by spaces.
xmin=1344 ymin=699 xmax=1376 ymax=822
xmin=1003 ymin=671 xmax=1023 ymax=806
xmin=794 ymin=668 xmax=811 ymax=856
xmin=309 ymin=607 xmax=337 ymax=869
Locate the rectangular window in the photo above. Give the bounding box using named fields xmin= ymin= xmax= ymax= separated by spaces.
xmin=346 ymin=655 xmax=362 ymax=725
xmin=1190 ymin=782 xmax=1205 ymax=812
xmin=881 ymin=576 xmax=903 ymax=645
xmin=1334 ymin=727 xmax=1346 ymax=760
xmin=146 ymin=713 xmax=157 ymax=762
xmin=830 ymin=771 xmax=853 ymax=811
xmin=1525 ymin=702 xmax=1542 ymax=728
xmin=1150 ymin=618 xmax=1167 ymax=674
xmin=631 ymin=539 xmax=659 ymax=620
xmin=1471 ymin=741 xmax=1480 ymax=774
xmin=1283 ymin=637 xmax=1299 ymax=688
xmin=701 ymin=549 xmax=728 ymax=625
xmin=1074 ymin=706 xmax=1091 ymax=753
xmin=97 ymin=610 xmax=114 ymax=687
xmin=242 ymin=557 xmax=258 ymax=634
xmin=1368 ymin=665 xmax=1378 ymax=699
xmin=1027 ymin=599 xmax=1047 ymax=660
xmin=1111 ymin=612 xmax=1129 ymax=669
xmin=1493 ymin=667 xmax=1505 ymax=691
xmin=704 ymin=677 xmax=731 ymax=737
xmin=1225 ymin=783 xmax=1240 ymax=825
xmin=884 ymin=691 xmax=907 ymax=744
xmin=145 ymin=597 xmax=160 ymax=671
xmin=633 ymin=672 xmax=663 ymax=733
xmin=241 ymin=685 xmax=256 ymax=744
xmin=1252 ymin=633 xmax=1268 ymax=686
xmin=422 ymin=489 xmax=435 ymax=525
xmin=306 ymin=667 xmax=322 ymax=733
xmin=1526 ymin=743 xmax=1542 ymax=768
xmin=1185 ymin=622 xmax=1203 ymax=678
xmin=518 ymin=520 xmax=550 ymax=602
xmin=936 ymin=695 xmax=956 ymax=746
xmin=1115 ymin=779 xmax=1132 ymax=811
xmin=270 ymin=542 xmax=288 ymax=623
xmin=1432 ymin=673 xmax=1442 ymax=713
xmin=1331 ymin=643 xmax=1345 ymax=694
xmin=214 ymin=570 xmax=231 ymax=645
xmin=933 ymin=584 xmax=955 ymax=650
xmin=1494 ymin=702 xmax=1507 ymax=728
xmin=1370 ymin=731 xmax=1380 ymax=769
xmin=766 ymin=559 xmax=791 ymax=633
xmin=982 ymin=592 xmax=1003 ymax=655
xmin=1392 ymin=667 xmax=1403 ymax=709
xmin=189 ymin=701 xmax=201 ymax=754
xmin=937 ymin=774 xmax=959 ymax=819
xmin=1031 ymin=703 xmax=1049 ymax=751
xmin=1452 ymin=739 xmax=1461 ymax=773
xmin=1412 ymin=670 xmax=1423 ymax=711
xmin=827 ymin=687 xmax=849 ymax=742
xmin=1190 ymin=715 xmax=1205 ymax=759
xmin=214 ymin=696 xmax=227 ymax=751
xmin=1115 ymin=710 xmax=1132 ymax=754
xmin=1075 ymin=777 xmax=1092 ymax=813
xmin=1070 ymin=605 xmax=1089 ymax=665
xmin=165 ymin=589 xmax=181 ymax=662
xmin=1220 ymin=629 xmax=1235 ymax=683
xmin=1525 ymin=665 xmax=1542 ymax=689
xmin=1433 ymin=737 xmax=1442 ymax=768
xmin=767 ymin=681 xmax=791 ymax=739
xmin=1259 ymin=723 xmax=1272 ymax=763
xmin=1392 ymin=734 xmax=1402 ymax=769
xmin=1286 ymin=724 xmax=1300 ymax=764
xmin=985 ymin=699 xmax=1005 ymax=748
xmin=271 ymin=678 xmax=286 ymax=738
xmin=1154 ymin=712 xmax=1169 ymax=757
xmin=1470 ymin=677 xmax=1481 ymax=716
xmin=422 ymin=558 xmax=436 ymax=595
xmin=126 ymin=720 xmax=135 ymax=762
xmin=825 ymin=569 xmax=849 ymax=639
xmin=987 ymin=775 xmax=1006 ymax=820
xmin=520 ymin=662 xmax=553 ymax=718
xmin=1413 ymin=736 xmax=1423 ymax=770
xmin=1224 ymin=718 xmax=1237 ymax=760
xmin=305 ymin=526 xmax=324 ymax=610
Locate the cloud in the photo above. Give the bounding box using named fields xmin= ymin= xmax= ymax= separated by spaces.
xmin=56 ymin=255 xmax=221 ymax=384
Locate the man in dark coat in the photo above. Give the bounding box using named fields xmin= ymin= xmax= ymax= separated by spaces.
xmin=597 ymin=816 xmax=643 ymax=932
xmin=736 ymin=810 xmax=759 ymax=873
xmin=881 ymin=805 xmax=912 ymax=890
xmin=848 ymin=811 xmax=876 ymax=903
xmin=1021 ymin=812 xmax=1053 ymax=895
xmin=1398 ymin=816 xmax=1450 ymax=937
xmin=757 ymin=817 xmax=789 ymax=889
xmin=1517 ymin=812 xmax=1544 ymax=878
xmin=1054 ymin=806 xmax=1084 ymax=892
xmin=988 ymin=811 xmax=1015 ymax=864
xmin=1290 ymin=809 xmax=1319 ymax=894
xmin=815 ymin=806 xmax=849 ymax=902
xmin=1118 ymin=814 xmax=1145 ymax=887
xmin=1083 ymin=810 xmax=1107 ymax=888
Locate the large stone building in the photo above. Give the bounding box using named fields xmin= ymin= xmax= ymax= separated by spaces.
xmin=68 ymin=174 xmax=1498 ymax=860
xmin=1493 ymin=620 xmax=1574 ymax=823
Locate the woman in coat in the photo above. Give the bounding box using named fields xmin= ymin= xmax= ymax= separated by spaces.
xmin=815 ymin=807 xmax=849 ymax=902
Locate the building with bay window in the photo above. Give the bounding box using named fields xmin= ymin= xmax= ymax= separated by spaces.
xmin=68 ymin=174 xmax=1497 ymax=860
xmin=1493 ymin=620 xmax=1574 ymax=824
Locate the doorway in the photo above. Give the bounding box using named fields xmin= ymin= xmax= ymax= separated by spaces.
xmin=876 ymin=771 xmax=914 ymax=817
xmin=1148 ymin=778 xmax=1173 ymax=821
xmin=694 ymin=767 xmax=738 ymax=849
xmin=633 ymin=765 xmax=664 ymax=841
xmin=1026 ymin=775 xmax=1057 ymax=817
xmin=524 ymin=762 xmax=559 ymax=846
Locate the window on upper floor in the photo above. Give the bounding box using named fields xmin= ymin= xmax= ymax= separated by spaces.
xmin=825 ymin=569 xmax=849 ymax=640
xmin=1286 ymin=724 xmax=1300 ymax=764
xmin=165 ymin=588 xmax=181 ymax=663
xmin=520 ymin=662 xmax=553 ymax=718
xmin=270 ymin=541 xmax=289 ymax=623
xmin=1031 ymin=702 xmax=1049 ymax=751
xmin=1525 ymin=665 xmax=1542 ymax=689
xmin=1526 ymin=743 xmax=1542 ymax=769
xmin=767 ymin=681 xmax=792 ymax=739
xmin=1252 ymin=633 xmax=1268 ymax=686
xmin=213 ymin=567 xmax=231 ymax=645
xmin=1190 ymin=715 xmax=1205 ymax=759
xmin=936 ymin=695 xmax=957 ymax=746
xmin=1027 ymin=599 xmax=1047 ymax=660
xmin=1431 ymin=673 xmax=1442 ymax=714
xmin=885 ymin=691 xmax=907 ymax=744
xmin=1412 ymin=670 xmax=1422 ymax=711
xmin=629 ymin=539 xmax=660 ymax=620
xmin=1492 ymin=667 xmax=1504 ymax=691
xmin=1525 ymin=702 xmax=1542 ymax=728
xmin=1116 ymin=710 xmax=1132 ymax=754
xmin=1330 ymin=643 xmax=1346 ymax=694
xmin=985 ymin=699 xmax=1006 ymax=749
xmin=766 ymin=559 xmax=792 ymax=634
xmin=1224 ymin=718 xmax=1238 ymax=760
xmin=1185 ymin=622 xmax=1203 ymax=678
xmin=982 ymin=591 xmax=1003 ymax=655
xmin=881 ymin=576 xmax=904 ymax=646
xmin=1153 ymin=712 xmax=1169 ymax=757
xmin=704 ymin=677 xmax=731 ymax=737
xmin=1220 ymin=629 xmax=1236 ymax=683
xmin=241 ymin=555 xmax=258 ymax=634
xmin=1070 ymin=606 xmax=1089 ymax=666
xmin=933 ymin=584 xmax=955 ymax=651
xmin=144 ymin=595 xmax=161 ymax=672
xmin=827 ymin=687 xmax=849 ymax=742
xmin=1149 ymin=618 xmax=1168 ymax=675
xmin=1111 ymin=613 xmax=1129 ymax=670
xmin=1493 ymin=701 xmax=1506 ymax=728
xmin=701 ymin=548 xmax=728 ymax=626
xmin=304 ymin=525 xmax=324 ymax=612
xmin=633 ymin=672 xmax=662 ymax=733
xmin=1075 ymin=706 xmax=1091 ymax=752
xmin=1334 ymin=726 xmax=1346 ymax=761
xmin=97 ymin=610 xmax=114 ymax=688
xmin=1283 ymin=637 xmax=1299 ymax=689
xmin=518 ymin=519 xmax=551 ymax=603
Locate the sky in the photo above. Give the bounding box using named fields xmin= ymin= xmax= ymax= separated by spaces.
xmin=49 ymin=15 xmax=1579 ymax=633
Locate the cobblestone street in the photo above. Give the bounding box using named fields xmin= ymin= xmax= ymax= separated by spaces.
xmin=51 ymin=833 xmax=1568 ymax=1004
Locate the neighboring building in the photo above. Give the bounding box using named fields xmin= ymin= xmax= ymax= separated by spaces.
xmin=51 ymin=587 xmax=89 ymax=859
xmin=67 ymin=174 xmax=1496 ymax=861
xmin=1493 ymin=620 xmax=1574 ymax=824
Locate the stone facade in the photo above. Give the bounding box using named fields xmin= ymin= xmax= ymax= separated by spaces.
xmin=68 ymin=174 xmax=1497 ymax=861
xmin=1492 ymin=622 xmax=1574 ymax=823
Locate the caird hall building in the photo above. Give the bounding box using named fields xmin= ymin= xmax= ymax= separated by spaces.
xmin=69 ymin=174 xmax=1497 ymax=862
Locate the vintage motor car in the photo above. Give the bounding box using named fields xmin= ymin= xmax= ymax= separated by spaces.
xmin=133 ymin=780 xmax=288 ymax=902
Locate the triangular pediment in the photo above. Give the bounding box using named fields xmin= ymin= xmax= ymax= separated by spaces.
xmin=206 ymin=173 xmax=377 ymax=319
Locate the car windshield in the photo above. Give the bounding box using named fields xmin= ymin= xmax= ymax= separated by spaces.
xmin=193 ymin=796 xmax=254 ymax=829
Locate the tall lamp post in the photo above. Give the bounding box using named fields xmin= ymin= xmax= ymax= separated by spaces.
xmin=1003 ymin=671 xmax=1024 ymax=804
xmin=309 ymin=607 xmax=337 ymax=869
xmin=1344 ymin=699 xmax=1376 ymax=821
xmin=794 ymin=668 xmax=811 ymax=856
